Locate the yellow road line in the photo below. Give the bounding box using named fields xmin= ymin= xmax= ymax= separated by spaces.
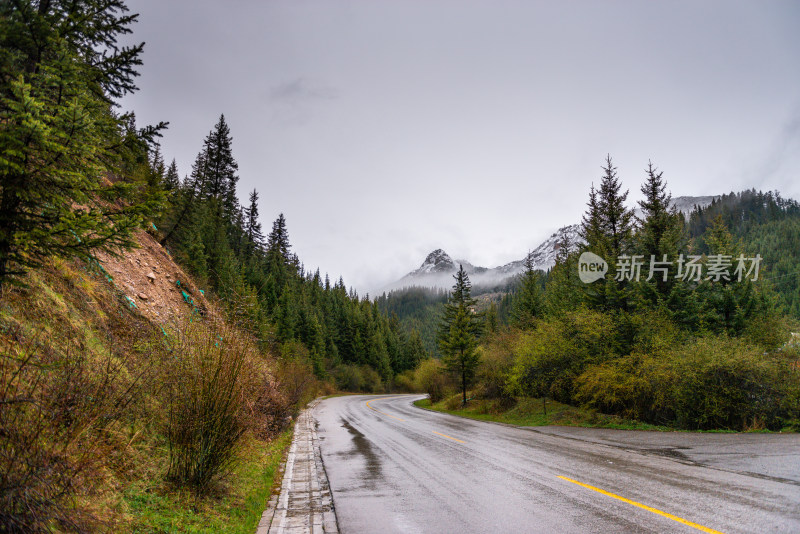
xmin=432 ymin=430 xmax=465 ymax=443
xmin=557 ymin=476 xmax=724 ymax=534
xmin=365 ymin=398 xmax=405 ymax=421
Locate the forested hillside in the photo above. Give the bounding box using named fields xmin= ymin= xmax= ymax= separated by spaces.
xmin=688 ymin=190 xmax=800 ymax=317
xmin=154 ymin=114 xmax=428 ymax=390
xmin=375 ymin=287 xmax=448 ymax=356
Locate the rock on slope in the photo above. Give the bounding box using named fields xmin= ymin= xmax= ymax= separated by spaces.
xmin=95 ymin=229 xmax=213 ymax=325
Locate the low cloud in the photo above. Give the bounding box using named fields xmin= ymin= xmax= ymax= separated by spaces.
xmin=269 ymin=77 xmax=338 ymax=102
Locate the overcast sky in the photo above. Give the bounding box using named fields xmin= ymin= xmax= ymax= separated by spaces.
xmin=121 ymin=0 xmax=800 ymax=294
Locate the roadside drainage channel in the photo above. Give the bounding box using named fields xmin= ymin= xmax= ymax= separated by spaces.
xmin=257 ymin=400 xmax=339 ymax=534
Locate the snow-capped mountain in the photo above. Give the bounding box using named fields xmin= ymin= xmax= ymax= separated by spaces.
xmin=387 ymin=224 xmax=581 ymax=291
xmin=386 ymin=195 xmax=717 ymax=292
xmin=414 ymin=249 xmax=455 ymax=274
xmin=670 ymin=195 xmax=718 ymax=217
xmin=494 ymin=224 xmax=583 ymax=275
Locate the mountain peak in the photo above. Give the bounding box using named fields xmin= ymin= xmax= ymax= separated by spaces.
xmin=417 ymin=249 xmax=455 ymax=274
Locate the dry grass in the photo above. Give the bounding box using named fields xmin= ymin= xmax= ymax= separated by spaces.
xmin=0 ymin=256 xmax=315 ymax=531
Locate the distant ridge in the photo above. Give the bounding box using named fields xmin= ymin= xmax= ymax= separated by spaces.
xmin=385 ymin=195 xmax=718 ymax=291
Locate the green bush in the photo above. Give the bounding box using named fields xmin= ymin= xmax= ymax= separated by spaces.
xmin=475 ymin=332 xmax=516 ymax=399
xmin=393 ymin=369 xmax=417 ymax=392
xmin=335 ymin=364 xmax=364 ymax=392
xmin=413 ymin=358 xmax=451 ymax=403
xmin=334 ymin=364 xmax=384 ymax=393
xmin=574 ymin=354 xmax=661 ymax=422
xmin=575 ymin=336 xmax=800 ymax=430
xmin=667 ymin=337 xmax=791 ymax=430
xmin=507 ymin=308 xmax=618 ymax=403
xmin=360 ymin=366 xmax=384 ymax=393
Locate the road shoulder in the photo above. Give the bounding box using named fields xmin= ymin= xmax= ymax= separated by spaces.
xmin=258 ymin=400 xmax=339 ymax=534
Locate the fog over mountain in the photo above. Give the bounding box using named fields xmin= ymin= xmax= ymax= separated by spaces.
xmin=385 ymin=195 xmax=717 ymax=292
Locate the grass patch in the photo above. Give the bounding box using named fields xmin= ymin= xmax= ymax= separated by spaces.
xmin=126 ymin=429 xmax=293 ymax=533
xmin=415 ymin=395 xmax=672 ymax=431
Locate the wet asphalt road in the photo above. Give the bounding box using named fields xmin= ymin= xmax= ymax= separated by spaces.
xmin=313 ymin=394 xmax=800 ymax=534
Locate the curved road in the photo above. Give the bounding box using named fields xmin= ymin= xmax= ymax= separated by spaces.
xmin=313 ymin=394 xmax=800 ymax=534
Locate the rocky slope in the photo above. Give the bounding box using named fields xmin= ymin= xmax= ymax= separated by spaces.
xmin=95 ymin=229 xmax=212 ymax=325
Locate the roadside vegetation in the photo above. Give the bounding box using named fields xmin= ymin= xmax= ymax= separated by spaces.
xmin=396 ymin=161 xmax=800 ymax=433
xmin=0 ymin=258 xmax=316 ymax=532
xmin=414 ymin=397 xmax=669 ymax=431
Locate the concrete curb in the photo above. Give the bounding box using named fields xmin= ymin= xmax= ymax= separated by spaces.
xmin=256 ymin=399 xmax=338 ymax=534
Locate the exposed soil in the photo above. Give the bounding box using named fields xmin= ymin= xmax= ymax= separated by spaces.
xmin=95 ymin=229 xmax=214 ymax=326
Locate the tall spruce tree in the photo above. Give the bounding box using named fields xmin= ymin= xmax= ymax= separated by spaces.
xmin=636 ymin=161 xmax=684 ymax=303
xmin=581 ymin=155 xmax=634 ymax=311
xmin=159 ymin=149 xmax=205 ymax=246
xmin=598 ymin=155 xmax=633 ymax=258
xmin=163 ymin=159 xmax=180 ymax=191
xmin=511 ymin=252 xmax=543 ymax=327
xmin=0 ymin=0 xmax=166 ymax=287
xmin=244 ymin=189 xmax=264 ymax=256
xmin=438 ymin=265 xmax=483 ymax=406
xmin=148 ymin=143 xmax=166 ymax=189
xmin=544 ymin=227 xmax=582 ymax=316
xmin=266 ymin=214 xmax=291 ymax=267
xmin=201 ymin=114 xmax=239 ymax=216
xmin=580 ymin=184 xmax=604 ymax=250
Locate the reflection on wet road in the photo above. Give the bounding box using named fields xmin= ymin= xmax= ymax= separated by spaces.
xmin=314 ymin=394 xmax=800 ymax=534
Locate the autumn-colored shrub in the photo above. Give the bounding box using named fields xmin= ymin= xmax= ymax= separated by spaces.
xmin=413 ymin=358 xmax=452 ymax=403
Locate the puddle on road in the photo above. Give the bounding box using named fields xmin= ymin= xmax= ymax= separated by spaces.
xmin=340 ymin=418 xmax=383 ymax=487
xmin=644 ymin=447 xmax=693 ymax=463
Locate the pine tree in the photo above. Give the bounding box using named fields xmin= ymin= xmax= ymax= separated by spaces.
xmin=201 ymin=114 xmax=239 ymax=219
xmin=598 ymin=155 xmax=633 ymax=258
xmin=580 ymin=155 xmax=634 ymax=311
xmin=437 ymin=265 xmax=483 ymax=406
xmin=544 ymin=229 xmax=583 ymax=316
xmin=266 ymin=214 xmax=292 ymax=269
xmin=511 ymin=252 xmax=542 ymax=327
xmin=148 ymin=143 xmax=166 ymax=189
xmin=695 ymin=215 xmax=762 ymax=334
xmin=486 ymin=301 xmax=499 ymax=335
xmin=554 ymin=227 xmax=574 ymax=265
xmin=635 ymin=161 xmax=685 ymax=304
xmin=164 ymin=159 xmax=180 ymax=191
xmin=0 ymin=0 xmax=166 ymax=286
xmin=159 ymin=149 xmax=205 ymax=246
xmin=580 ymin=184 xmax=604 ymax=251
xmin=244 ymin=189 xmax=264 ymax=256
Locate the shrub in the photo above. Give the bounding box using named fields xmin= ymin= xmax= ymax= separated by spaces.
xmin=666 ymin=337 xmax=790 ymax=430
xmin=0 ymin=330 xmax=147 ymax=532
xmin=475 ymin=332 xmax=516 ymax=399
xmin=413 ymin=358 xmax=451 ymax=403
xmin=275 ymin=342 xmax=319 ymax=407
xmin=393 ymin=369 xmax=417 ymax=392
xmin=575 ymin=336 xmax=800 ymax=430
xmin=574 ymin=354 xmax=659 ymax=422
xmin=360 ymin=366 xmax=384 ymax=393
xmin=335 ymin=364 xmax=364 ymax=392
xmin=507 ymin=308 xmax=618 ymax=403
xmin=164 ymin=322 xmax=251 ymax=494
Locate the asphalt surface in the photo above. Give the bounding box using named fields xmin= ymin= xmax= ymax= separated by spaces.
xmin=314 ymin=394 xmax=800 ymax=534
